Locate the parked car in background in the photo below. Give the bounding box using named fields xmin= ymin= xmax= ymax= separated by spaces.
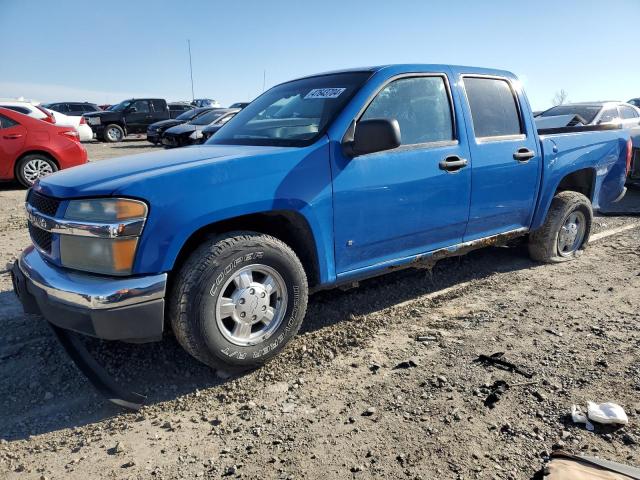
xmin=11 ymin=65 xmax=631 ymax=392
xmin=229 ymin=102 xmax=250 ymax=109
xmin=162 ymin=108 xmax=239 ymax=147
xmin=0 ymin=101 xmax=56 ymax=124
xmin=536 ymin=102 xmax=640 ymax=128
xmin=84 ymin=98 xmax=180 ymax=142
xmin=168 ymin=102 xmax=195 ymax=117
xmin=0 ymin=107 xmax=87 ymax=187
xmin=199 ymin=110 xmax=240 ymax=143
xmin=146 ymin=107 xmax=213 ymax=145
xmin=627 ymin=98 xmax=640 ymax=108
xmin=43 ymin=108 xmax=93 ymax=142
xmin=42 ymin=102 xmax=101 ymax=117
xmin=98 ymin=104 xmax=111 ymax=110
xmin=191 ymin=98 xmax=221 ymax=108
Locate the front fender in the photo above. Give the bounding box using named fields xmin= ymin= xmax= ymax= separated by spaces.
xmin=124 ymin=141 xmax=337 ymax=284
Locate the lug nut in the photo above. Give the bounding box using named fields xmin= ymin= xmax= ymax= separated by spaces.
xmin=250 ymin=288 xmax=255 ymax=294
xmin=240 ymin=312 xmax=246 ymax=318
xmin=252 ymin=315 xmax=257 ymax=321
xmin=262 ymin=305 xmax=266 ymax=311
xmin=261 ymin=292 xmax=266 ymax=298
xmin=239 ymin=298 xmax=245 ymax=304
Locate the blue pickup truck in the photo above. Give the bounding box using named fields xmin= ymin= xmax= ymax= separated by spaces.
xmin=12 ymin=64 xmax=630 ymax=379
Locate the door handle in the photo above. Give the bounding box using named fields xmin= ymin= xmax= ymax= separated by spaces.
xmin=3 ymin=133 xmax=22 ymax=140
xmin=439 ymin=155 xmax=468 ymax=172
xmin=513 ymin=148 xmax=535 ymax=162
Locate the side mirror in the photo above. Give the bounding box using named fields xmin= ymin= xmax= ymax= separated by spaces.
xmin=344 ymin=119 xmax=401 ymax=157
xmin=127 ymin=107 xmax=138 ymax=114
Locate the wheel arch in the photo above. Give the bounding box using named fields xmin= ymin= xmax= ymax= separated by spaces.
xmin=170 ymin=210 xmax=321 ymax=289
xmin=554 ymin=167 xmax=596 ymax=201
xmin=14 ymin=150 xmax=60 ymax=178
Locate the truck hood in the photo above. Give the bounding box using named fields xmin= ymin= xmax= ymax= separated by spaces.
xmin=34 ymin=145 xmax=291 ymax=198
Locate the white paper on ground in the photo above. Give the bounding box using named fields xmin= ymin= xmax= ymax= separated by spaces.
xmin=587 ymin=401 xmax=629 ymax=425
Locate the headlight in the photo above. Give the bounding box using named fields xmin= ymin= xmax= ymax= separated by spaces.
xmin=189 ymin=130 xmax=202 ymax=140
xmin=59 ymin=198 xmax=147 ymax=275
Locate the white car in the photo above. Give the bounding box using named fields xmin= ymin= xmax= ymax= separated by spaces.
xmin=536 ymin=101 xmax=640 ymax=128
xmin=0 ymin=101 xmax=56 ymax=123
xmin=44 ymin=108 xmax=93 ymax=142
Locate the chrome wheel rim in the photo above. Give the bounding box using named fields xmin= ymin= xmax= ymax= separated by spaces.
xmin=557 ymin=211 xmax=586 ymax=256
xmin=23 ymin=159 xmax=53 ymax=184
xmin=107 ymin=127 xmax=122 ymax=141
xmin=214 ymin=264 xmax=288 ymax=346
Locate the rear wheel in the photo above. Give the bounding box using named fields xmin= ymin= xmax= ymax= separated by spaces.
xmin=168 ymin=232 xmax=308 ymax=373
xmin=528 ymin=191 xmax=592 ymax=263
xmin=103 ymin=124 xmax=124 ymax=143
xmin=15 ymin=154 xmax=58 ymax=187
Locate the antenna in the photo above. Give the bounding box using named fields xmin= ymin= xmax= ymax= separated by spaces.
xmin=263 ymin=70 xmax=266 ymax=92
xmin=188 ymin=40 xmax=195 ymax=101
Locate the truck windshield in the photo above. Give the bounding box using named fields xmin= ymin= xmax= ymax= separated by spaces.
xmin=540 ymin=105 xmax=601 ymax=124
xmin=208 ymin=71 xmax=372 ymax=147
xmin=111 ymin=100 xmax=133 ymax=112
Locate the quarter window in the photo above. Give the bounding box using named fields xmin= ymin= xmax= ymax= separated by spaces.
xmin=0 ymin=114 xmax=18 ymax=128
xmin=598 ymin=108 xmax=618 ymax=123
xmin=361 ymin=76 xmax=454 ymax=145
xmin=464 ymin=77 xmax=523 ymax=138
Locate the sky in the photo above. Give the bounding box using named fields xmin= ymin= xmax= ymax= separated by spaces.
xmin=1 ymin=0 xmax=639 ymax=111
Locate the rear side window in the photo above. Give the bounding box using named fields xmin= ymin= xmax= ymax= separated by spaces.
xmin=619 ymin=105 xmax=638 ymax=119
xmin=463 ymin=77 xmax=523 ymax=138
xmin=3 ymin=105 xmax=30 ymax=115
xmin=151 ymin=100 xmax=166 ymax=112
xmin=0 ymin=114 xmax=18 ymax=128
xmin=361 ymin=76 xmax=454 ymax=145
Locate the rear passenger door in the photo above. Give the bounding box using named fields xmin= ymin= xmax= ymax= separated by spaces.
xmin=452 ymin=71 xmax=541 ymax=241
xmin=0 ymin=114 xmax=27 ymax=178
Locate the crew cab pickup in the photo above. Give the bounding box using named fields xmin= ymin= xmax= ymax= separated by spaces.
xmin=84 ymin=98 xmax=185 ymax=143
xmin=13 ymin=65 xmax=631 ymax=379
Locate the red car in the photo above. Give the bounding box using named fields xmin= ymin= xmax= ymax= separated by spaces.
xmin=0 ymin=107 xmax=88 ymax=187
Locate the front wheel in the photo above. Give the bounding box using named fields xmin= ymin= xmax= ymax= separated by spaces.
xmin=528 ymin=191 xmax=593 ymax=263
xmin=103 ymin=124 xmax=125 ymax=143
xmin=168 ymin=232 xmax=308 ymax=372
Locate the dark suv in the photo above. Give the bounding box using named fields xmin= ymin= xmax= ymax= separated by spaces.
xmin=42 ymin=102 xmax=102 ymax=116
xmin=84 ymin=98 xmax=178 ymax=142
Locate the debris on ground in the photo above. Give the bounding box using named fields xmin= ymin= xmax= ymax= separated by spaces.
xmin=482 ymin=380 xmax=510 ymax=408
xmin=587 ymin=401 xmax=629 ymax=425
xmin=474 ymin=352 xmax=534 ymax=378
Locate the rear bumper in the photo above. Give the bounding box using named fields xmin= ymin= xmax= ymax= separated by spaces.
xmin=12 ymin=246 xmax=166 ymax=342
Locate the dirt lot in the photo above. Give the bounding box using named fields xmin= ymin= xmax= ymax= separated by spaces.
xmin=1 ymin=140 xmax=639 ymax=479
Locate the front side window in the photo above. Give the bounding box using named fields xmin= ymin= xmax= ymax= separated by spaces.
xmin=598 ymin=108 xmax=618 ymax=123
xmin=210 ymin=71 xmax=371 ymax=147
xmin=131 ymin=100 xmax=150 ymax=113
xmin=464 ymin=77 xmax=523 ymax=138
xmin=361 ymin=76 xmax=454 ymax=145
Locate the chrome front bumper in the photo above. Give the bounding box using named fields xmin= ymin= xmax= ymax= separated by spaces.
xmin=13 ymin=246 xmax=167 ymax=342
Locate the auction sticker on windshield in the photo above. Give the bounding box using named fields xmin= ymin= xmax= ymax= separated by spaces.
xmin=304 ymin=88 xmax=346 ymax=99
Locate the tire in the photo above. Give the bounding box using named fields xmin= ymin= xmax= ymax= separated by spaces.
xmin=168 ymin=232 xmax=308 ymax=373
xmin=15 ymin=154 xmax=58 ymax=188
xmin=103 ymin=124 xmax=125 ymax=143
xmin=528 ymin=191 xmax=593 ymax=263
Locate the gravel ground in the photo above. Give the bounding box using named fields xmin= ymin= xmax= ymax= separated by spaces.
xmin=0 ymin=141 xmax=639 ymax=479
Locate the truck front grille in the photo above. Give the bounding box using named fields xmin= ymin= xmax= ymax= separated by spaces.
xmin=27 ymin=190 xmax=61 ymax=217
xmin=28 ymin=223 xmax=52 ymax=254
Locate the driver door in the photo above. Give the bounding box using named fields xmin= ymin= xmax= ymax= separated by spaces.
xmin=124 ymin=100 xmax=151 ymax=130
xmin=331 ymin=73 xmax=472 ymax=275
